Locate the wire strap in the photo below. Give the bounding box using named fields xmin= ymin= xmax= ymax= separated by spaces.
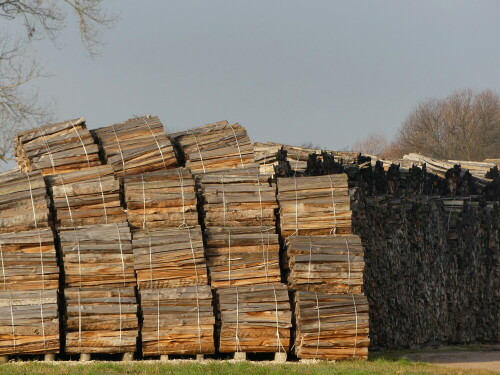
xmin=177 ymin=169 xmax=188 ymax=227
xmin=118 ymin=289 xmax=123 ymax=352
xmin=141 ymin=174 xmax=147 ymax=229
xmin=74 ymin=228 xmax=83 ymax=288
xmin=39 ymin=290 xmax=46 ymax=347
xmin=0 ymin=241 xmax=5 ymax=290
xmin=272 ymin=286 xmax=285 ymax=353
xmin=157 ymin=291 xmax=161 ymax=355
xmin=351 ymin=294 xmax=358 ymax=358
xmin=221 ymin=175 xmax=227 ymax=226
xmin=69 ymin=120 xmax=91 ymax=167
xmin=307 ymin=237 xmax=313 ymax=290
xmin=256 ymin=178 xmax=264 ymax=227
xmin=292 ymin=176 xmax=299 ymax=236
xmin=116 ymin=224 xmax=127 ymax=286
xmin=111 ymin=124 xmax=127 ymax=174
xmin=328 ymin=175 xmax=338 ymax=235
xmin=148 ymin=230 xmax=153 ymax=286
xmin=188 ymin=130 xmax=206 ymax=173
xmin=37 ymin=126 xmax=57 ymax=175
xmin=194 ymin=286 xmax=202 ymax=353
xmin=96 ymin=168 xmax=108 ymax=224
xmin=314 ymin=292 xmax=321 ymax=360
xmin=227 ymin=230 xmax=232 ymax=287
xmin=9 ymin=292 xmax=16 ymax=352
xmin=345 ymin=238 xmax=351 ymax=293
xmin=260 ymin=230 xmax=270 ymax=283
xmin=234 ymin=286 xmax=242 ymax=353
xmin=228 ymin=124 xmax=245 ymax=169
xmin=78 ymin=289 xmax=82 ymax=349
xmin=142 ymin=117 xmax=168 ymax=170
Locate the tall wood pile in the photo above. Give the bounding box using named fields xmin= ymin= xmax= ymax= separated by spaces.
xmin=15 ymin=118 xmax=100 ymax=175
xmin=92 ymin=115 xmax=177 ymax=177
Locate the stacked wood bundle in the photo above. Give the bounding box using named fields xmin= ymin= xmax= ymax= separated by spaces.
xmin=46 ymin=165 xmax=126 ymax=227
xmin=15 ymin=118 xmax=100 ymax=175
xmin=65 ymin=287 xmax=138 ymax=354
xmin=253 ymin=142 xmax=281 ymax=175
xmin=59 ymin=223 xmax=135 ymax=289
xmin=93 ymin=115 xmax=177 ymax=177
xmin=294 ymin=291 xmax=369 ymax=360
xmin=124 ymin=168 xmax=198 ymax=229
xmin=277 ymin=174 xmax=352 ymax=236
xmin=140 ymin=286 xmax=215 ymax=355
xmin=216 ymin=284 xmax=292 ymax=353
xmin=0 ymin=229 xmax=58 ymax=291
xmin=199 ymin=174 xmax=277 ymax=227
xmin=204 ymin=227 xmax=281 ymax=288
xmin=132 ymin=226 xmax=208 ymax=290
xmin=171 ymin=121 xmax=258 ymax=175
xmin=285 ymin=235 xmax=364 ymax=294
xmin=0 ymin=170 xmax=51 ymax=233
xmin=0 ymin=290 xmax=59 ymax=355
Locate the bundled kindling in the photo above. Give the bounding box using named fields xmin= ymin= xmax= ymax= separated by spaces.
xmin=0 ymin=170 xmax=51 ymax=233
xmin=46 ymin=165 xmax=126 ymax=227
xmin=217 ymin=284 xmax=292 ymax=353
xmin=15 ymin=118 xmax=100 ymax=175
xmin=124 ymin=168 xmax=198 ymax=229
xmin=277 ymin=174 xmax=352 ymax=236
xmin=65 ymin=287 xmax=138 ymax=354
xmin=0 ymin=290 xmax=59 ymax=355
xmin=285 ymin=235 xmax=364 ymax=294
xmin=93 ymin=115 xmax=177 ymax=177
xmin=294 ymin=291 xmax=369 ymax=360
xmin=171 ymin=121 xmax=258 ymax=175
xmin=140 ymin=286 xmax=215 ymax=355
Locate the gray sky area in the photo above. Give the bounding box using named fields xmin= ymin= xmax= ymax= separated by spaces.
xmin=10 ymin=0 xmax=500 ymax=150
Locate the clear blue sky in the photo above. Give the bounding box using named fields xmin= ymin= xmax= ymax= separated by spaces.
xmin=15 ymin=0 xmax=500 ymax=150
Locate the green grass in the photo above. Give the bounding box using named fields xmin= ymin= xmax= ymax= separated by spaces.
xmin=0 ymin=358 xmax=496 ymax=375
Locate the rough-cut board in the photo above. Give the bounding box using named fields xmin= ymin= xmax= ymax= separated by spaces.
xmin=65 ymin=287 xmax=138 ymax=354
xmin=0 ymin=229 xmax=58 ymax=291
xmin=0 ymin=290 xmax=59 ymax=355
xmin=294 ymin=291 xmax=369 ymax=360
xmin=92 ymin=115 xmax=177 ymax=177
xmin=59 ymin=223 xmax=135 ymax=289
xmin=217 ymin=284 xmax=292 ymax=353
xmin=285 ymin=235 xmax=364 ymax=294
xmin=14 ymin=118 xmax=101 ymax=175
xmin=124 ymin=168 xmax=198 ymax=230
xmin=140 ymin=286 xmax=215 ymax=355
xmin=199 ymin=174 xmax=277 ymax=227
xmin=277 ymin=174 xmax=352 ymax=236
xmin=132 ymin=226 xmax=208 ymax=290
xmin=46 ymin=165 xmax=126 ymax=227
xmin=205 ymin=227 xmax=281 ymax=288
xmin=171 ymin=121 xmax=259 ymax=175
xmin=0 ymin=170 xmax=51 ymax=233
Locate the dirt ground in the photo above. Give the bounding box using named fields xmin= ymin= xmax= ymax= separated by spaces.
xmin=405 ymin=351 xmax=500 ymax=373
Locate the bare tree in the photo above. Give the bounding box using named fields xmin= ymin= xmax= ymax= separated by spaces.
xmin=396 ymin=89 xmax=500 ymax=161
xmin=352 ymin=133 xmax=390 ymax=157
xmin=0 ymin=0 xmax=115 ymax=163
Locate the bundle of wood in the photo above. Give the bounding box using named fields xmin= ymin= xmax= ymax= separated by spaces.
xmin=253 ymin=142 xmax=281 ymax=175
xmin=0 ymin=229 xmax=58 ymax=291
xmin=59 ymin=223 xmax=135 ymax=288
xmin=15 ymin=118 xmax=100 ymax=175
xmin=46 ymin=165 xmax=126 ymax=227
xmin=93 ymin=115 xmax=177 ymax=177
xmin=132 ymin=226 xmax=208 ymax=290
xmin=124 ymin=168 xmax=198 ymax=229
xmin=140 ymin=286 xmax=215 ymax=356
xmin=204 ymin=227 xmax=281 ymax=288
xmin=294 ymin=291 xmax=369 ymax=360
xmin=200 ymin=174 xmax=277 ymax=227
xmin=65 ymin=287 xmax=138 ymax=354
xmin=277 ymin=174 xmax=352 ymax=236
xmin=0 ymin=290 xmax=59 ymax=355
xmin=285 ymin=235 xmax=364 ymax=294
xmin=217 ymin=284 xmax=292 ymax=353
xmin=171 ymin=121 xmax=258 ymax=175
xmin=0 ymin=170 xmax=51 ymax=233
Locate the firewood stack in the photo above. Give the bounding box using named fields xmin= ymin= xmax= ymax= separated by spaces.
xmin=92 ymin=115 xmax=177 ymax=177
xmin=15 ymin=118 xmax=100 ymax=175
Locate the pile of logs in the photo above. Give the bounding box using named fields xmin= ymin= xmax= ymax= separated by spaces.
xmin=294 ymin=291 xmax=369 ymax=360
xmin=124 ymin=168 xmax=198 ymax=230
xmin=93 ymin=115 xmax=177 ymax=177
xmin=216 ymin=284 xmax=292 ymax=353
xmin=15 ymin=118 xmax=100 ymax=175
xmin=171 ymin=121 xmax=258 ymax=175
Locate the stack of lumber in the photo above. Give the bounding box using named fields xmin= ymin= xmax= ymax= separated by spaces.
xmin=0 ymin=170 xmax=51 ymax=233
xmin=0 ymin=290 xmax=59 ymax=355
xmin=65 ymin=287 xmax=138 ymax=354
xmin=447 ymin=160 xmax=495 ymax=179
xmin=199 ymin=174 xmax=277 ymax=227
xmin=124 ymin=168 xmax=198 ymax=229
xmin=132 ymin=226 xmax=208 ymax=290
xmin=59 ymin=223 xmax=135 ymax=289
xmin=14 ymin=118 xmax=100 ymax=175
xmin=0 ymin=229 xmax=58 ymax=291
xmin=277 ymin=174 xmax=352 ymax=236
xmin=171 ymin=121 xmax=258 ymax=175
xmin=46 ymin=165 xmax=126 ymax=227
xmin=204 ymin=227 xmax=281 ymax=288
xmin=93 ymin=115 xmax=177 ymax=177
xmin=285 ymin=235 xmax=364 ymax=294
xmin=294 ymin=291 xmax=369 ymax=360
xmin=140 ymin=286 xmax=215 ymax=355
xmin=253 ymin=142 xmax=282 ymax=175
xmin=216 ymin=284 xmax=292 ymax=353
